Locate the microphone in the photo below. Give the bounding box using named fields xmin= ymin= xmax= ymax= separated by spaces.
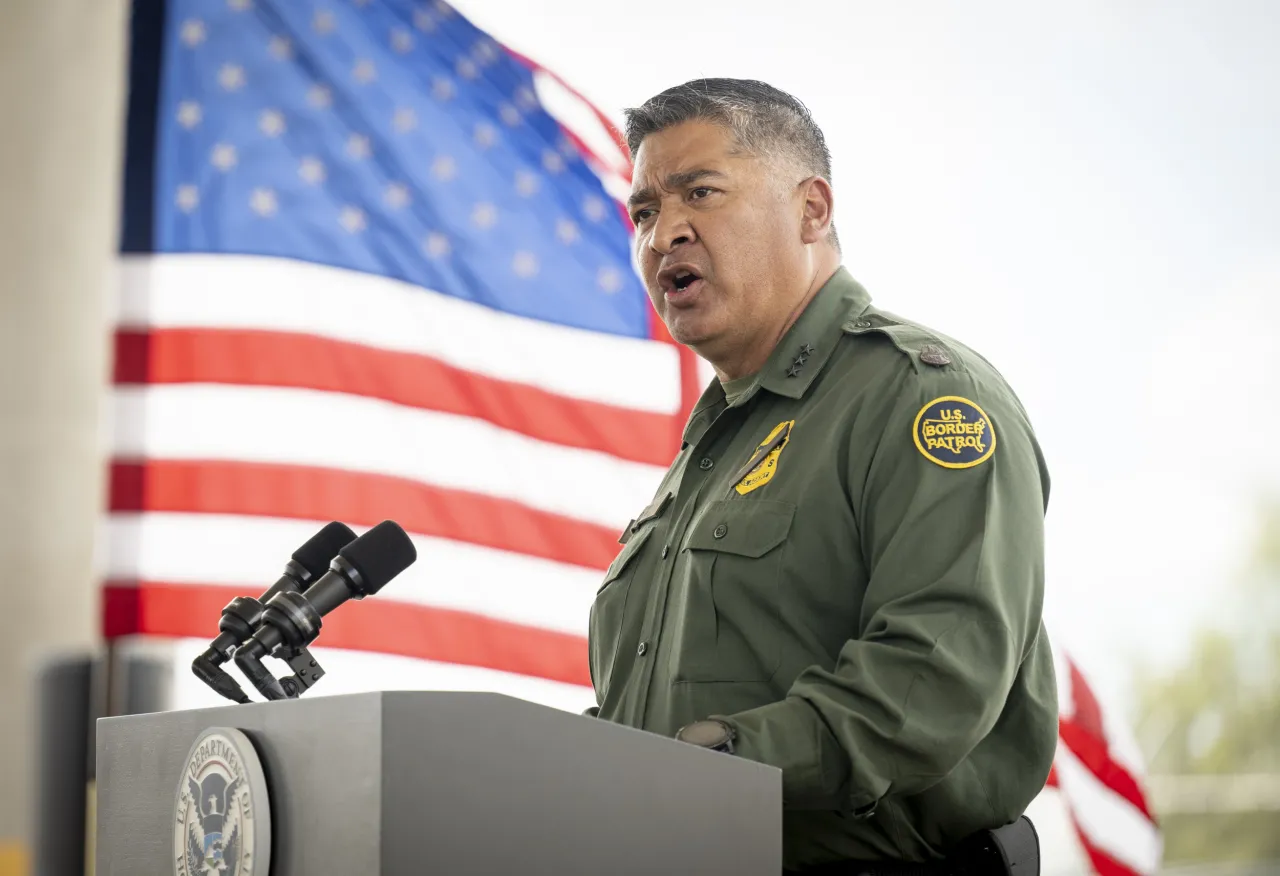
xmin=191 ymin=521 xmax=357 ymax=703
xmin=235 ymin=520 xmax=417 ymax=700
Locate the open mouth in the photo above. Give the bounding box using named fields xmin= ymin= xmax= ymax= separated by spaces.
xmin=659 ymin=265 xmax=705 ymax=301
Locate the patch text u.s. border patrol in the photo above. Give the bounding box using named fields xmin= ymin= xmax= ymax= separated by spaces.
xmin=912 ymin=397 xmax=995 ymax=469
xmin=734 ymin=420 xmax=794 ymax=495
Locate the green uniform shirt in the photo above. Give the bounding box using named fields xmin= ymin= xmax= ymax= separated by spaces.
xmin=587 ymin=268 xmax=1058 ymax=870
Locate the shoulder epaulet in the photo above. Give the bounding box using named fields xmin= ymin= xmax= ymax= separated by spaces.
xmin=841 ymin=308 xmax=966 ymax=374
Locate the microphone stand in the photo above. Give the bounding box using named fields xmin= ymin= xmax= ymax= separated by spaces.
xmin=234 ymin=590 xmax=329 ymax=701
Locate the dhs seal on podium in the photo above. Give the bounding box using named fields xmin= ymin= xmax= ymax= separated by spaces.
xmin=174 ymin=727 xmax=271 ymax=876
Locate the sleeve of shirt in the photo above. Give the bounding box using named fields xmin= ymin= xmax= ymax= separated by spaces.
xmin=713 ymin=363 xmax=1050 ymax=813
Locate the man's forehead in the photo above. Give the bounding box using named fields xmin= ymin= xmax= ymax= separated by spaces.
xmin=629 ymin=122 xmax=753 ymax=202
xmin=633 ymin=120 xmax=740 ymax=170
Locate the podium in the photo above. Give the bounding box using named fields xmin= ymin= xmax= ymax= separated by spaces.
xmin=95 ymin=691 xmax=782 ymax=875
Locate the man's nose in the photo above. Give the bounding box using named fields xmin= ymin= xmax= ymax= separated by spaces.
xmin=649 ymin=208 xmax=695 ymax=255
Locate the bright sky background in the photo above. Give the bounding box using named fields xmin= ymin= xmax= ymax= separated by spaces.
xmin=453 ymin=0 xmax=1280 ymax=711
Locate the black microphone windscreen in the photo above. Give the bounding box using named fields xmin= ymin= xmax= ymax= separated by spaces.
xmin=292 ymin=521 xmax=358 ymax=577
xmin=339 ymin=520 xmax=416 ymax=594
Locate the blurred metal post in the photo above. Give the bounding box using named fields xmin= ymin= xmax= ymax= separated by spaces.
xmin=31 ymin=647 xmax=173 ymax=876
xmin=32 ymin=657 xmax=92 ymax=876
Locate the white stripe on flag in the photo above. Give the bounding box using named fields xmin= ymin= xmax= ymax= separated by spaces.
xmin=1055 ymin=744 xmax=1163 ymax=874
xmin=106 ymin=512 xmax=599 ymax=635
xmin=110 ymin=384 xmax=665 ymax=530
xmin=117 ymin=253 xmax=678 ymax=414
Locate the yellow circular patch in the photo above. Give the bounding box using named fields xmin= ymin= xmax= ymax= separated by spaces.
xmin=912 ymin=396 xmax=996 ymax=469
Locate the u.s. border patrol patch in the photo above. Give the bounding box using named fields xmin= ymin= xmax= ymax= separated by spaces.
xmin=913 ymin=397 xmax=996 ymax=469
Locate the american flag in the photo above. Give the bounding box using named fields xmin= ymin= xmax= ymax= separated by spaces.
xmin=107 ymin=1 xmax=1159 ymax=872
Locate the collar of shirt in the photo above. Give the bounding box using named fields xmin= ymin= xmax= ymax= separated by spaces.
xmin=681 ymin=266 xmax=873 ymax=447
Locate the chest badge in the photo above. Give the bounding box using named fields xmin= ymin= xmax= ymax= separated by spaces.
xmin=733 ymin=420 xmax=795 ymax=495
xmin=913 ymin=396 xmax=996 ymax=468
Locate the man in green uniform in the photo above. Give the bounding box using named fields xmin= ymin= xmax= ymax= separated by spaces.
xmin=586 ymin=78 xmax=1057 ymax=872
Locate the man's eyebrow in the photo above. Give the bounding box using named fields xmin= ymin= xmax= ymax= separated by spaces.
xmin=627 ymin=169 xmax=727 ymax=209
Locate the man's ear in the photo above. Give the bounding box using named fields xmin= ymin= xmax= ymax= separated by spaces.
xmin=798 ymin=176 xmax=834 ymax=245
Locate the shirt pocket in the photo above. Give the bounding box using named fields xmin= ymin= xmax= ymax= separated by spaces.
xmin=588 ymin=524 xmax=654 ymax=699
xmin=675 ymin=499 xmax=796 ymax=683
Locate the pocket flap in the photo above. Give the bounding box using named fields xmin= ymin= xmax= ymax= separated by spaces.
xmin=686 ymin=499 xmax=795 ymax=558
xmin=597 ymin=525 xmax=654 ymax=593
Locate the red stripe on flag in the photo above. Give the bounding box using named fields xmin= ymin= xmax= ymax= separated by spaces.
xmin=1058 ymin=718 xmax=1157 ymax=822
xmin=114 ymin=329 xmax=676 ymax=468
xmin=109 ymin=459 xmax=621 ymax=571
xmin=103 ymin=581 xmax=592 ymax=687
xmin=1069 ymin=815 xmax=1146 ymax=876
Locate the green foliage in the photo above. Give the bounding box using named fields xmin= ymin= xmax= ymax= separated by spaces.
xmin=1132 ymin=501 xmax=1280 ymax=864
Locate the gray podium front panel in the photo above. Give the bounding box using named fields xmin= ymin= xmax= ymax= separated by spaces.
xmin=96 ymin=691 xmax=782 ymax=875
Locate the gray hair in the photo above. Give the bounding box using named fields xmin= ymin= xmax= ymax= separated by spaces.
xmin=623 ymin=78 xmax=839 ymax=250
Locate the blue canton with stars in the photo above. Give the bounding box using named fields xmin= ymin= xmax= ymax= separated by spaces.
xmin=150 ymin=0 xmax=647 ymax=337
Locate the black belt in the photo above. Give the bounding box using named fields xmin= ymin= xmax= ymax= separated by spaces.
xmin=791 ymin=860 xmax=944 ymax=876
xmin=789 ymin=815 xmax=1041 ymax=876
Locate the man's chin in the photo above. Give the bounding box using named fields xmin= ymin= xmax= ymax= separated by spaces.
xmin=666 ymin=319 xmax=716 ymax=349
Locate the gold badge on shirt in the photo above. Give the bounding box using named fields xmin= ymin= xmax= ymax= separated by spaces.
xmin=734 ymin=420 xmax=795 ymax=495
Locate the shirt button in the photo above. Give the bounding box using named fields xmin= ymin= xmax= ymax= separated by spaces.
xmin=699 ymin=457 xmax=714 ymax=471
xmin=855 ymin=319 xmax=872 ymax=328
xmin=713 ymin=523 xmax=728 ymax=538
xmin=637 ymin=642 xmax=648 ymax=656
xmin=661 ymin=544 xmax=669 ymax=558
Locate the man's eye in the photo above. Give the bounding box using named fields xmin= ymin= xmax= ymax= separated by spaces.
xmin=690 ymin=187 xmax=713 ymax=199
xmin=632 ymin=209 xmax=654 ymax=223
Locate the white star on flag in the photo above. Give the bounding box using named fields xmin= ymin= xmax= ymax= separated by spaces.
xmin=499 ymin=104 xmax=521 ymax=127
xmin=339 ymin=206 xmax=366 ymax=233
xmin=472 ymin=40 xmax=499 ymax=65
xmin=391 ymin=28 xmax=414 ymax=54
xmin=307 ymin=84 xmax=332 ymax=109
xmin=471 ymin=202 xmax=497 ymax=229
xmin=218 ymin=64 xmax=246 ymax=91
xmin=313 ymin=10 xmax=336 ymax=35
xmin=413 ymin=9 xmax=436 ymax=32
xmin=393 ymin=108 xmax=417 ymax=132
xmin=474 ymin=123 xmax=497 ymax=148
xmin=556 ymin=219 xmax=579 ymax=245
xmin=512 ymin=251 xmax=539 ymax=278
xmin=298 ymin=157 xmax=326 ymax=185
xmin=259 ymin=109 xmax=285 ymax=137
xmin=423 ymin=232 xmax=450 ymax=257
xmin=515 ymin=171 xmax=539 ymax=197
xmin=384 ymin=184 xmax=411 ymax=209
xmin=583 ymin=196 xmax=607 ymax=222
xmin=597 ymin=267 xmax=623 ymax=293
xmin=269 ymin=37 xmax=292 ymax=60
xmin=353 ymin=60 xmax=377 ymax=84
xmin=180 ymin=20 xmax=206 ymax=47
xmin=456 ymin=57 xmax=479 ymax=80
xmin=432 ymin=156 xmax=458 ymax=181
xmin=177 ymin=101 xmax=202 ymax=129
xmin=542 ymin=150 xmax=566 ymax=174
xmin=250 ymin=188 xmax=278 ymax=216
xmin=175 ymin=185 xmax=199 ymax=212
xmin=515 ymin=86 xmax=538 ymax=110
xmin=210 ymin=143 xmax=237 ymax=171
xmin=432 ymin=77 xmax=455 ymax=101
xmin=346 ymin=134 xmax=371 ymax=159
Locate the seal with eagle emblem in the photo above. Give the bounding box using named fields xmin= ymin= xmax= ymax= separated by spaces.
xmin=173 ymin=727 xmax=271 ymax=876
